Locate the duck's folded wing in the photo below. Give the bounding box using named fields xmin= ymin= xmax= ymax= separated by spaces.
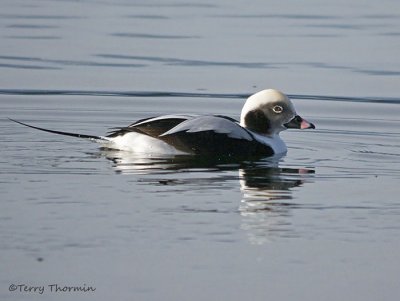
xmin=159 ymin=116 xmax=274 ymax=156
xmin=107 ymin=114 xmax=195 ymax=138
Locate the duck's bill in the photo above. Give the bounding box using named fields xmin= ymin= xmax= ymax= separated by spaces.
xmin=284 ymin=115 xmax=315 ymax=129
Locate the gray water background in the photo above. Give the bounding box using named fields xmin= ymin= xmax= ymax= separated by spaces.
xmin=1 ymin=0 xmax=400 ymax=300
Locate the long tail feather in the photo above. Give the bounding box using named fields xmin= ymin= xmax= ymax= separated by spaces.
xmin=8 ymin=118 xmax=109 ymax=142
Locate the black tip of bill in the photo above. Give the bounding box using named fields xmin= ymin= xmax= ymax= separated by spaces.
xmin=284 ymin=115 xmax=315 ymax=129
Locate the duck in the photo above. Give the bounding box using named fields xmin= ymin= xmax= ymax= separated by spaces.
xmin=10 ymin=89 xmax=315 ymax=157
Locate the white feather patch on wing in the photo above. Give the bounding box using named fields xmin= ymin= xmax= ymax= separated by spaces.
xmin=160 ymin=116 xmax=253 ymax=141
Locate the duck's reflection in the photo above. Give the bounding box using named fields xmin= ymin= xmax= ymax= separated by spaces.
xmin=101 ymin=149 xmax=314 ymax=244
xmin=102 ymin=149 xmax=243 ymax=174
xmin=239 ymin=165 xmax=314 ymax=205
xmin=238 ymin=162 xmax=314 ymax=244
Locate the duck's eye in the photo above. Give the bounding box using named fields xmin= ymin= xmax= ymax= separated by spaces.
xmin=272 ymin=105 xmax=283 ymax=114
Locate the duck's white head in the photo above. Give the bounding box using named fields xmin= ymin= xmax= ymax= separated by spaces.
xmin=240 ymin=89 xmax=315 ymax=136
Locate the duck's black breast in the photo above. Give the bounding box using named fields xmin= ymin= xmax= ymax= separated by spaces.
xmin=161 ymin=130 xmax=274 ymax=157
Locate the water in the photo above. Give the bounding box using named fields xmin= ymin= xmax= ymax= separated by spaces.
xmin=1 ymin=0 xmax=400 ymax=300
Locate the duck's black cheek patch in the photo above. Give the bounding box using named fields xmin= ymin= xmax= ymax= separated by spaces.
xmin=244 ymin=109 xmax=270 ymax=134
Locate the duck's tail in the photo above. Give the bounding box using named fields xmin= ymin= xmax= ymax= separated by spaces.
xmin=8 ymin=118 xmax=110 ymax=143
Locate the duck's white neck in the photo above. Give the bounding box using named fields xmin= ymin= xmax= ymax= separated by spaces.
xmin=250 ymin=131 xmax=287 ymax=155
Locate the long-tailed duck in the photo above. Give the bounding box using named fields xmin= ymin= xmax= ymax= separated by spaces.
xmin=10 ymin=89 xmax=315 ymax=157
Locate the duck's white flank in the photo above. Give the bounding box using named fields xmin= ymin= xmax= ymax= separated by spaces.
xmin=107 ymin=132 xmax=187 ymax=155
